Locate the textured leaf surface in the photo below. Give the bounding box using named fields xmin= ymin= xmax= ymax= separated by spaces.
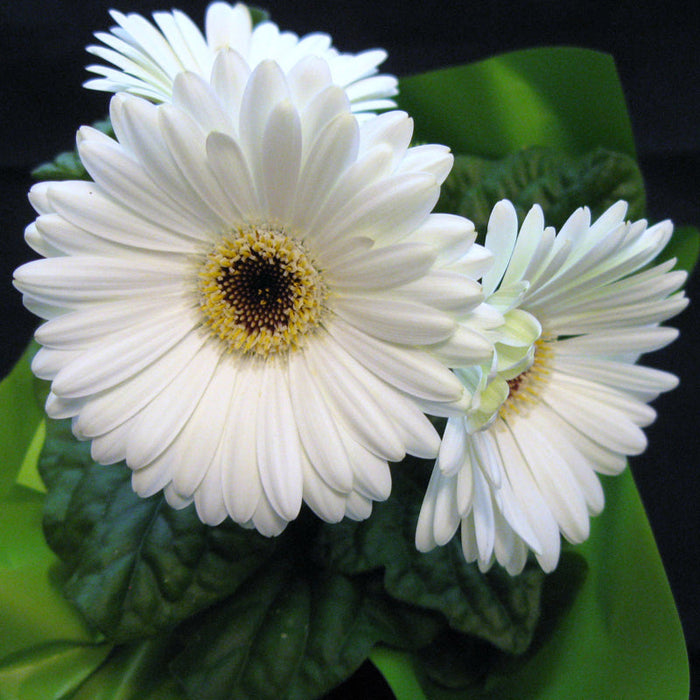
xmin=172 ymin=566 xmax=442 ymax=700
xmin=436 ymin=146 xmax=645 ymax=235
xmin=319 ymin=461 xmax=546 ymax=655
xmin=39 ymin=419 xmax=278 ymax=643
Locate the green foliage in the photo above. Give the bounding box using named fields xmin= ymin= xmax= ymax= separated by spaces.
xmin=40 ymin=419 xmax=278 ymax=643
xmin=398 ymin=48 xmax=636 ymax=159
xmin=247 ymin=5 xmax=270 ymax=26
xmin=437 ymin=146 xmax=645 ymax=236
xmin=34 ymin=418 xmax=553 ymax=699
xmin=320 ymin=461 xmax=546 ymax=655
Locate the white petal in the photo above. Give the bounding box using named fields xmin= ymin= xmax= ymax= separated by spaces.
xmin=333 ymin=295 xmax=455 ymax=345
xmin=256 ymin=361 xmax=303 ymax=521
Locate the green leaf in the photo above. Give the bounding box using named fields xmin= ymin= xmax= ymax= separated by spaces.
xmin=373 ymin=471 xmax=689 ymax=700
xmin=0 ymin=341 xmax=44 ymax=498
xmin=172 ymin=566 xmax=441 ymax=700
xmin=398 ymin=48 xmax=635 ymax=159
xmin=68 ymin=638 xmax=187 ymax=700
xmin=0 ymin=485 xmax=113 ymax=700
xmin=319 ymin=462 xmax=546 ymax=654
xmin=247 ymin=5 xmax=270 ymax=26
xmin=437 ymin=146 xmax=645 ymax=235
xmin=31 ymin=118 xmax=113 ymax=181
xmin=661 ymin=224 xmax=700 ymax=275
xmin=39 ymin=419 xmax=278 ymax=643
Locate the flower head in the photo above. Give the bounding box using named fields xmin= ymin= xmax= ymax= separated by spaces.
xmin=84 ymin=2 xmax=397 ymax=117
xmin=15 ymin=54 xmax=492 ymax=536
xmin=416 ymin=199 xmax=688 ymax=574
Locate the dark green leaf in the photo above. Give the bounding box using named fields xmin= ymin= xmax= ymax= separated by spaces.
xmin=39 ymin=419 xmax=278 ymax=643
xmin=412 ymin=630 xmax=500 ymax=698
xmin=31 ymin=118 xmax=113 ymax=181
xmin=172 ymin=567 xmax=441 ymax=700
xmin=398 ymin=48 xmax=636 ymax=159
xmin=436 ymin=146 xmax=645 ymax=236
xmin=319 ymin=461 xmax=546 ymax=654
xmin=247 ymin=5 xmax=270 ymax=26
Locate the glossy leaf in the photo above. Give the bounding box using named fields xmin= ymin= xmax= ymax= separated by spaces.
xmin=373 ymin=471 xmax=689 ymax=699
xmin=0 ymin=341 xmax=44 ymax=497
xmin=398 ymin=48 xmax=636 ymax=159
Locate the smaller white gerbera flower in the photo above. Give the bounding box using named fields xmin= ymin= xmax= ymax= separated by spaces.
xmin=84 ymin=2 xmax=397 ymax=117
xmin=416 ymin=199 xmax=688 ymax=574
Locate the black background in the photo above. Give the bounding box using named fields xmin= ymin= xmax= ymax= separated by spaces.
xmin=1 ymin=1 xmax=698 ymax=697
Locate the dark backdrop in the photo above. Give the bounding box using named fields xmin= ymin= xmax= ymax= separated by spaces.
xmin=1 ymin=1 xmax=698 ymax=696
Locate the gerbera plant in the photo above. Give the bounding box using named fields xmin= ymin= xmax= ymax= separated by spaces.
xmin=2 ymin=3 xmax=695 ymax=700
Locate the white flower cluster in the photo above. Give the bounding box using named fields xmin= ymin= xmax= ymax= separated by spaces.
xmin=14 ymin=3 xmax=687 ymax=572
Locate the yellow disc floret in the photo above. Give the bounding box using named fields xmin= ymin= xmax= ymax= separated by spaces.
xmin=499 ymin=339 xmax=554 ymax=420
xmin=198 ymin=224 xmax=327 ymax=356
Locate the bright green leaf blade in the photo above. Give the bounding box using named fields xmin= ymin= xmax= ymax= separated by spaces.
xmin=0 ymin=642 xmax=112 ymax=700
xmin=374 ymin=470 xmax=688 ymax=699
xmin=69 ymin=638 xmax=186 ymax=700
xmin=0 ymin=342 xmax=44 ymax=497
xmin=661 ymin=224 xmax=700 ymax=275
xmin=39 ymin=419 xmax=278 ymax=643
xmin=0 ymin=484 xmax=112 ymax=700
xmin=398 ymin=48 xmax=635 ymax=159
xmin=438 ymin=147 xmax=645 ymax=236
xmin=370 ymin=646 xmax=428 ymax=700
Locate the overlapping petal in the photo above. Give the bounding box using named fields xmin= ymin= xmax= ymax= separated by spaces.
xmin=418 ymin=199 xmax=687 ymax=573
xmin=84 ymin=2 xmax=398 ymax=118
xmin=16 ymin=56 xmax=491 ymax=535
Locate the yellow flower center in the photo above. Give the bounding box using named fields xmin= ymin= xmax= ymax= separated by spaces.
xmin=198 ymin=224 xmax=327 ymax=356
xmin=499 ymin=339 xmax=553 ymax=420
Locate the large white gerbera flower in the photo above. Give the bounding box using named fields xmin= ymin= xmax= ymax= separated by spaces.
xmin=84 ymin=2 xmax=397 ymax=116
xmin=416 ymin=199 xmax=688 ymax=574
xmin=15 ymin=54 xmax=494 ymax=536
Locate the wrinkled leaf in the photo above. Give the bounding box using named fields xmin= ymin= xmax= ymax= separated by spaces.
xmin=172 ymin=566 xmax=441 ymax=700
xmin=39 ymin=419 xmax=278 ymax=643
xmin=436 ymin=146 xmax=645 ymax=235
xmin=319 ymin=461 xmax=546 ymax=654
xmin=372 ymin=472 xmax=689 ymax=700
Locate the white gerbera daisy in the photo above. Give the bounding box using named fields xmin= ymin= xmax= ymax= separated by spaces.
xmin=15 ymin=54 xmax=493 ymax=536
xmin=84 ymin=2 xmax=397 ymax=116
xmin=416 ymin=199 xmax=688 ymax=574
